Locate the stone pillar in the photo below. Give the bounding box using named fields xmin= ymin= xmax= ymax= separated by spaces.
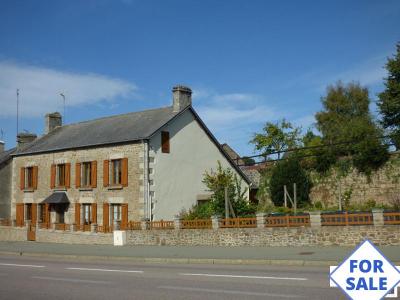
xmin=308 ymin=211 xmax=321 ymax=227
xmin=141 ymin=219 xmax=149 ymax=230
xmin=256 ymin=213 xmax=266 ymax=228
xmin=211 ymin=215 xmax=220 ymax=230
xmin=70 ymin=223 xmax=76 ymax=232
xmin=372 ymin=209 xmax=384 ymax=226
xmin=173 ymin=217 xmax=181 ymax=230
xmin=91 ymin=223 xmax=98 ymax=233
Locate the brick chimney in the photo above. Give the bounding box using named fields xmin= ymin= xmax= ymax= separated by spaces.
xmin=0 ymin=140 xmax=4 ymax=153
xmin=17 ymin=132 xmax=37 ymax=148
xmin=172 ymin=85 xmax=192 ymax=112
xmin=45 ymin=112 xmax=62 ymax=134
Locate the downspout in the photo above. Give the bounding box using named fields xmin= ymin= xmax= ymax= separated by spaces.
xmin=142 ymin=139 xmax=150 ymax=220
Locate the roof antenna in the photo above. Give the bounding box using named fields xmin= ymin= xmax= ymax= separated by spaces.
xmin=60 ymin=93 xmax=66 ymax=123
xmin=0 ymin=129 xmax=4 ymax=140
xmin=16 ymin=89 xmax=20 ymax=138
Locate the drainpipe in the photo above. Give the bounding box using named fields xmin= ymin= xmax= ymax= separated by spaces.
xmin=142 ymin=140 xmax=150 ymax=220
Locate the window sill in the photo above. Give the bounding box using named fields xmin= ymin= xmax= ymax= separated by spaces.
xmin=107 ymin=185 xmax=123 ymax=190
xmin=79 ymin=187 xmax=93 ymax=191
xmin=23 ymin=188 xmax=35 ymax=193
xmin=53 ymin=187 xmax=67 ymax=191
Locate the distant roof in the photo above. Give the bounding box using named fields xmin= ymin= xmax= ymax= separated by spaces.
xmin=0 ymin=148 xmax=16 ymax=166
xmin=240 ymin=167 xmax=261 ymax=188
xmin=15 ymin=106 xmax=184 ymax=156
xmin=221 ymin=143 xmax=244 ymax=165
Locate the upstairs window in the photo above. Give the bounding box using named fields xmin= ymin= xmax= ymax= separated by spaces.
xmin=111 ymin=159 xmax=122 ymax=185
xmin=161 ymin=131 xmax=170 ymax=153
xmin=20 ymin=166 xmax=38 ymax=190
xmin=82 ymin=162 xmax=92 ymax=187
xmin=51 ymin=163 xmax=70 ymax=189
xmin=57 ymin=164 xmax=66 ymax=187
xmin=76 ymin=161 xmax=97 ymax=189
xmin=103 ymin=158 xmax=127 ymax=187
xmin=25 ymin=167 xmax=34 ymax=189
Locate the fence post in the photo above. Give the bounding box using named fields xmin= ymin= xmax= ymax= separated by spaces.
xmin=173 ymin=217 xmax=181 ymax=230
xmin=256 ymin=213 xmax=266 ymax=228
xmin=286 ymin=214 xmax=290 ymax=228
xmin=12 ymin=219 xmax=17 ymax=227
xmin=308 ymin=211 xmax=321 ymax=227
xmin=344 ymin=211 xmax=348 ymax=226
xmin=372 ymin=209 xmax=384 ymax=226
xmin=211 ymin=215 xmax=220 ymax=230
xmin=91 ymin=223 xmax=98 ymax=233
xmin=141 ymin=219 xmax=149 ymax=230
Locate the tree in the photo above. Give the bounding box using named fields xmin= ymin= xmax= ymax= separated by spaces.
xmin=315 ymin=81 xmax=389 ymax=174
xmin=250 ymin=119 xmax=301 ymax=159
xmin=378 ymin=42 xmax=400 ymax=149
xmin=269 ymin=156 xmax=312 ymax=207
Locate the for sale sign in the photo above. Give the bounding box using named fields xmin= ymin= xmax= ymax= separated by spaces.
xmin=330 ymin=240 xmax=400 ymax=300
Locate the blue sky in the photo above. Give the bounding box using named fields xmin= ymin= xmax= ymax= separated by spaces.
xmin=0 ymin=0 xmax=399 ymax=155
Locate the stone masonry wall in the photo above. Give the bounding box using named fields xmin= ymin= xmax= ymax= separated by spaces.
xmin=127 ymin=225 xmax=400 ymax=247
xmin=36 ymin=229 xmax=112 ymax=245
xmin=0 ymin=226 xmax=26 ymax=241
xmin=12 ymin=142 xmax=144 ymax=224
xmin=310 ymin=154 xmax=400 ymax=208
xmin=0 ymin=160 xmax=12 ymax=219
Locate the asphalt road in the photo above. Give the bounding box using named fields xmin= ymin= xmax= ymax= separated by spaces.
xmin=0 ymin=254 xmax=345 ymax=300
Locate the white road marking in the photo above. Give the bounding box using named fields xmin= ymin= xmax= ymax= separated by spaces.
xmin=66 ymin=267 xmax=143 ymax=273
xmin=32 ymin=276 xmax=110 ymax=285
xmin=158 ymin=285 xmax=304 ymax=298
xmin=0 ymin=263 xmax=45 ymax=268
xmin=180 ymin=273 xmax=308 ymax=281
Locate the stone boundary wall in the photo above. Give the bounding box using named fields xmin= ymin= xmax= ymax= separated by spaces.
xmin=36 ymin=229 xmax=113 ymax=245
xmin=127 ymin=225 xmax=400 ymax=247
xmin=0 ymin=226 xmax=26 ymax=242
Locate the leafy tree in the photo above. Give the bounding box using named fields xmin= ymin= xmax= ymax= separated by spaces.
xmin=251 ymin=119 xmax=301 ymax=159
xmin=269 ymin=156 xmax=312 ymax=207
xmin=378 ymin=42 xmax=400 ymax=149
xmin=315 ymin=81 xmax=389 ymax=174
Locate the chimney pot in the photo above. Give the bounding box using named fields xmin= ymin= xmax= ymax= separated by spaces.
xmin=172 ymin=85 xmax=192 ymax=112
xmin=45 ymin=112 xmax=62 ymax=134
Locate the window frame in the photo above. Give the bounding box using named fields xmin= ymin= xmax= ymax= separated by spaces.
xmin=81 ymin=162 xmax=92 ymax=188
xmin=25 ymin=167 xmax=34 ymax=189
xmin=161 ymin=131 xmax=170 ymax=153
xmin=110 ymin=204 xmax=121 ymax=224
xmin=110 ymin=159 xmax=122 ymax=186
xmin=56 ymin=163 xmax=66 ymax=187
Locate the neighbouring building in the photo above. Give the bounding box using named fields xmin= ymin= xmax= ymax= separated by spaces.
xmin=10 ymin=85 xmax=250 ymax=229
xmin=0 ymin=141 xmax=15 ymax=219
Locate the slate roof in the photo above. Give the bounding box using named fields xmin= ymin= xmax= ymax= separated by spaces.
xmin=15 ymin=106 xmax=182 ymax=156
xmin=0 ymin=148 xmax=16 ymax=166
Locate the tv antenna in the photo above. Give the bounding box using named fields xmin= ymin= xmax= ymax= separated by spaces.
xmin=16 ymin=89 xmax=20 ymax=136
xmin=60 ymin=93 xmax=66 ymax=123
xmin=0 ymin=129 xmax=4 ymax=140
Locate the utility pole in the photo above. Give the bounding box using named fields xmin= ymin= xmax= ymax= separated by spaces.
xmin=16 ymin=89 xmax=19 ymax=137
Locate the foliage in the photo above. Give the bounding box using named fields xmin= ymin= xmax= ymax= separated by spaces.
xmin=175 ymin=161 xmax=256 ymax=219
xmin=315 ymin=81 xmax=389 ymax=174
xmin=378 ymin=42 xmax=400 ymax=149
xmin=250 ymin=119 xmax=301 ymax=159
xmin=268 ymin=156 xmax=312 ymax=207
xmin=241 ymin=156 xmax=256 ymax=166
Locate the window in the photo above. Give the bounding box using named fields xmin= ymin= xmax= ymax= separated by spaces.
xmin=82 ymin=204 xmax=91 ymax=225
xmin=110 ymin=204 xmax=121 ymax=224
xmin=38 ymin=204 xmax=45 ymax=223
xmin=25 ymin=204 xmax=32 ymax=221
xmin=81 ymin=162 xmax=92 ymax=187
xmin=161 ymin=131 xmax=170 ymax=153
xmin=56 ymin=164 xmax=66 ymax=187
xmin=25 ymin=167 xmax=34 ymax=189
xmin=110 ymin=159 xmax=122 ymax=185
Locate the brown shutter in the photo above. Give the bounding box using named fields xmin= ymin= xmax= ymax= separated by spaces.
xmin=75 ymin=163 xmax=81 ymax=188
xmin=91 ymin=161 xmax=97 ymax=188
xmin=121 ymin=158 xmax=128 ymax=187
xmin=121 ymin=204 xmax=128 ymax=230
xmin=16 ymin=203 xmax=24 ymax=227
xmin=91 ymin=203 xmax=97 ymax=224
xmin=44 ymin=204 xmax=50 ymax=225
xmin=65 ymin=163 xmax=71 ymax=188
xmin=75 ymin=203 xmax=81 ymax=226
xmin=32 ymin=166 xmax=38 ymax=190
xmin=103 ymin=160 xmax=109 ymax=187
xmin=50 ymin=164 xmax=56 ymax=189
xmin=103 ymin=203 xmax=109 ymax=230
xmin=20 ymin=167 xmax=25 ymax=190
xmin=161 ymin=131 xmax=170 ymax=153
xmin=31 ymin=203 xmax=37 ymax=224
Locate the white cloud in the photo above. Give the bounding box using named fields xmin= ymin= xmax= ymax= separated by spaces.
xmin=0 ymin=61 xmax=136 ymax=117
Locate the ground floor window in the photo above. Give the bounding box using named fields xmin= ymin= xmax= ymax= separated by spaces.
xmin=25 ymin=203 xmax=32 ymax=221
xmin=110 ymin=204 xmax=121 ymax=225
xmin=82 ymin=204 xmax=92 ymax=225
xmin=38 ymin=204 xmax=45 ymax=223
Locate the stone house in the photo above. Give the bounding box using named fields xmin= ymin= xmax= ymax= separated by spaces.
xmin=10 ymin=86 xmax=250 ymax=228
xmin=0 ymin=142 xmax=15 ymax=219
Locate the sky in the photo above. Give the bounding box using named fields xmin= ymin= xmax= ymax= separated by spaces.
xmin=0 ymin=0 xmax=399 ymax=156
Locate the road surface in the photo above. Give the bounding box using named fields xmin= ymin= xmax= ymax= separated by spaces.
xmin=0 ymin=254 xmax=345 ymax=299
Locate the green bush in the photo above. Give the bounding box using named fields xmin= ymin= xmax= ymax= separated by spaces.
xmin=269 ymin=157 xmax=312 ymax=207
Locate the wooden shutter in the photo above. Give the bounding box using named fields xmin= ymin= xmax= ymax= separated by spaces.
xmin=75 ymin=163 xmax=81 ymax=188
xmin=20 ymin=167 xmax=25 ymax=190
xmin=45 ymin=204 xmax=50 ymax=225
xmin=50 ymin=164 xmax=56 ymax=189
xmin=103 ymin=160 xmax=109 ymax=187
xmin=31 ymin=203 xmax=37 ymax=224
xmin=32 ymin=166 xmax=38 ymax=190
xmin=121 ymin=158 xmax=128 ymax=187
xmin=91 ymin=161 xmax=97 ymax=188
xmin=91 ymin=203 xmax=97 ymax=224
xmin=65 ymin=163 xmax=71 ymax=188
xmin=161 ymin=131 xmax=170 ymax=153
xmin=103 ymin=203 xmax=109 ymax=230
xmin=121 ymin=204 xmax=128 ymax=230
xmin=75 ymin=203 xmax=81 ymax=226
xmin=16 ymin=203 xmax=24 ymax=227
